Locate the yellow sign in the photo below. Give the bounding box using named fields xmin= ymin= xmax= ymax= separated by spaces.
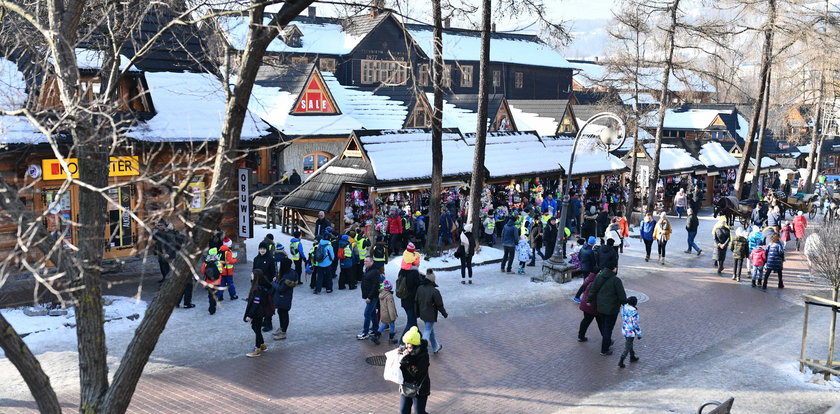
xmin=42 ymin=156 xmax=140 ymax=180
xmin=187 ymin=181 xmax=206 ymax=213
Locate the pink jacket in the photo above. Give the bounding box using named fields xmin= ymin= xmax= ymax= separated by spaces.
xmin=578 ymin=273 xmax=599 ymax=316
xmin=793 ymin=215 xmax=807 ymax=239
xmin=750 ymin=247 xmax=767 ymax=267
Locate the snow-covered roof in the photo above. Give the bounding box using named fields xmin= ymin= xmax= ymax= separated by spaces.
xmin=0 ymin=57 xmax=45 ymax=144
xmin=620 ymin=92 xmax=659 ymax=106
xmin=358 ymin=130 xmax=472 ymax=182
xmin=424 ymin=93 xmax=493 ymax=133
xmin=750 ymin=156 xmax=779 ymax=169
xmin=508 ymin=104 xmax=559 ymax=136
xmin=698 ymin=141 xmax=739 ymax=169
xmin=129 ymin=71 xmax=270 ymax=142
xmin=250 ymin=72 xmax=407 ymax=136
xmin=571 ymin=61 xmax=714 ymax=93
xmin=463 ymin=131 xmax=566 ymax=178
xmin=48 ymin=48 xmax=138 ymax=72
xmin=407 ymin=27 xmax=574 ymax=69
xmin=543 ymin=136 xmax=628 ymax=176
xmin=644 ymin=143 xmax=704 ymax=172
xmin=218 ymin=17 xmax=360 ymax=55
xmin=645 ymin=108 xmax=727 ymax=130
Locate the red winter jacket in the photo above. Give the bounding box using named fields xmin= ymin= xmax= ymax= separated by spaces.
xmin=578 ymin=272 xmax=599 ymax=316
xmin=750 ymin=247 xmax=767 ymax=267
xmin=387 ymin=214 xmax=404 ymax=235
xmin=793 ymin=215 xmax=807 ymax=239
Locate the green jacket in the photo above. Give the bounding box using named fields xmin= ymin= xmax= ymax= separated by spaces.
xmin=588 ymin=269 xmax=627 ymax=316
xmin=730 ymin=235 xmax=749 ymax=259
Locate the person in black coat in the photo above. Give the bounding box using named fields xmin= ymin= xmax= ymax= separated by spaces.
xmin=289 ymin=169 xmax=302 ymax=186
xmin=543 ymin=217 xmax=558 ymax=260
xmin=597 ymin=239 xmax=619 ymax=272
xmin=358 ymin=258 xmax=381 ymax=339
xmin=243 ymin=269 xmax=273 ymax=357
xmin=595 ymin=208 xmax=610 ymax=242
xmin=579 ymin=237 xmax=598 ymax=274
xmin=254 ymin=242 xmax=277 ymax=332
xmin=399 ymin=326 xmax=430 ymax=414
xmin=271 ymin=257 xmax=296 ymax=340
xmin=398 ymin=267 xmax=422 ymax=345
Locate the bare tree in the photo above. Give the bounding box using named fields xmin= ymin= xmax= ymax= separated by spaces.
xmin=425 ymin=0 xmax=444 ymax=256
xmin=465 ymin=0 xmax=491 ymax=248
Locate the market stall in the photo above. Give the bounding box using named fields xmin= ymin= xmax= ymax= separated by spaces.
xmin=624 ymin=144 xmax=704 ymax=213
xmin=697 ymin=141 xmax=740 ymax=206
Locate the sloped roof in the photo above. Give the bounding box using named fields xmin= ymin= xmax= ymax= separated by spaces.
xmin=462 ymin=130 xmax=566 ymax=178
xmin=698 ymin=141 xmax=739 ymax=169
xmin=120 ymin=4 xmax=213 ymax=72
xmin=542 ymin=135 xmax=629 ymax=177
xmin=279 ymin=157 xmax=376 ymax=212
xmin=508 ymin=99 xmax=570 ymax=136
xmin=639 ymin=143 xmax=704 ymax=173
xmin=569 ymin=60 xmax=715 ymax=93
xmin=572 ymin=90 xmax=622 ymax=106
xmin=355 ymin=128 xmax=471 ymax=183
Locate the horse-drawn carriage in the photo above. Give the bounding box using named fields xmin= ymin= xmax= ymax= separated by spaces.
xmin=715 ymin=192 xmax=819 ymax=226
xmin=776 ymin=193 xmax=819 ymax=219
xmin=715 ymin=196 xmax=756 ymax=226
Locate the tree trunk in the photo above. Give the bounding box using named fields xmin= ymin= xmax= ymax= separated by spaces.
xmin=803 ymin=73 xmax=825 ymax=193
xmin=752 ymin=68 xmax=772 ymax=199
xmin=467 ymin=0 xmax=491 ymax=248
xmin=101 ymin=2 xmax=314 ymax=412
xmin=645 ymin=0 xmax=681 ymax=213
xmin=626 ymin=25 xmax=643 ymax=218
xmin=425 ymin=0 xmax=444 ymax=256
xmin=0 ymin=312 xmax=61 ymax=413
xmin=734 ymin=0 xmax=775 ymax=199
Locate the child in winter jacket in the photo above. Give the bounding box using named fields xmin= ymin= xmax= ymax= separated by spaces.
xmin=516 ymin=235 xmax=532 ymax=274
xmin=619 ymin=296 xmax=642 ymax=368
xmin=749 ymin=245 xmax=767 ymax=287
xmin=780 ymin=221 xmax=792 ymax=249
xmin=217 ymin=237 xmax=239 ymax=301
xmin=370 ymin=279 xmax=399 ymax=345
xmin=400 ymin=242 xmax=421 ymax=270
xmin=243 ymin=269 xmax=273 ymax=357
xmin=201 ymin=248 xmax=224 ymax=315
xmin=747 ymin=226 xmax=765 ymax=273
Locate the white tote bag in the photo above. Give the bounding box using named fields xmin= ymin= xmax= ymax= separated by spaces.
xmin=383 ymin=348 xmax=404 ymax=385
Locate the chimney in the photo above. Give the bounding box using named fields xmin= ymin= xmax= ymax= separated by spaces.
xmin=444 ymin=17 xmax=451 ymax=28
xmin=308 ymin=6 xmax=316 ymax=17
xmin=371 ymin=0 xmax=384 ymax=17
xmin=491 ymin=23 xmax=496 ymax=32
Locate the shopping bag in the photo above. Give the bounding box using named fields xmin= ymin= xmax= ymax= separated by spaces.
xmin=383 ymin=348 xmax=404 ymax=385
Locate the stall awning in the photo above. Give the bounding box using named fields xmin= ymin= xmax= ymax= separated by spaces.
xmin=374 ymin=181 xmax=467 ymax=193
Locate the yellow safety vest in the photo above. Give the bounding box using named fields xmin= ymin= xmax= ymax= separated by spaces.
xmin=357 ymin=238 xmax=369 ymax=259
xmin=343 ymin=245 xmax=352 ymax=259
xmin=485 ymin=219 xmax=495 ymax=231
xmin=290 ymin=241 xmax=301 ymax=260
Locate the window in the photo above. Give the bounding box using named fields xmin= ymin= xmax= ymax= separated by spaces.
xmin=443 ymin=64 xmax=452 ymax=88
xmin=291 ymin=56 xmax=309 ymax=65
xmin=360 ymin=60 xmax=408 ymax=85
xmin=405 ymin=103 xmax=431 ymax=128
xmin=492 ymin=70 xmax=501 ymax=87
xmin=418 ymin=64 xmax=429 ymax=86
xmin=303 ymin=152 xmax=331 ymax=174
xmin=460 ymin=65 xmax=473 ymax=87
xmin=319 ymin=58 xmax=336 ymax=73
xmin=514 ymin=71 xmax=524 ymax=89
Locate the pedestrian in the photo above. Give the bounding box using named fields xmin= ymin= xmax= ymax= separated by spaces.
xmin=396 ymin=264 xmax=422 ymax=345
xmin=747 ymin=225 xmax=765 ymax=274
xmin=401 ymin=243 xmax=421 ymax=270
xmin=780 ymin=221 xmax=792 ymax=250
xmin=684 ymin=208 xmax=702 ymax=255
xmin=763 ymin=233 xmax=785 ymax=290
xmin=271 ymin=257 xmax=297 ymax=340
xmin=674 ymin=188 xmax=687 ymax=218
xmin=152 ymin=220 xmax=173 ymax=283
xmin=606 ymin=218 xmax=623 ymax=254
xmin=289 ymin=231 xmax=307 ymax=284
xmin=595 ymin=207 xmax=610 ymax=243
xmin=415 ymin=270 xmax=447 ymax=354
xmin=749 ymin=244 xmax=767 ymax=287
xmin=338 ymin=234 xmax=358 ymax=290
xmin=576 ymin=272 xmax=602 ymax=342
xmin=582 ymin=205 xmax=597 ymax=241
xmin=543 ymin=216 xmax=558 ymax=260
xmin=372 ymin=235 xmax=389 ymax=273
xmin=793 ymin=211 xmax=808 ymax=251
xmin=516 ymin=234 xmax=532 ymax=274
xmin=712 ymin=217 xmax=731 ymax=274
xmin=618 ymin=296 xmax=642 ymax=368
xmin=262 ymin=233 xmax=276 ymax=257
xmin=370 ymin=278 xmax=399 ymax=345
xmin=208 ymin=227 xmax=224 ymax=250
xmin=252 ymin=241 xmax=277 ymax=332
xmin=579 ymin=236 xmax=598 ymax=275
xmin=528 ymin=218 xmax=543 ymax=266
xmin=314 ymin=211 xmax=331 ymax=237
xmin=438 ymin=209 xmax=455 ymax=247
xmin=415 ymin=211 xmax=427 ymax=248
xmin=598 ymin=238 xmax=619 ymax=273
xmin=307 ymin=236 xmax=320 ymax=290
xmin=569 ymin=192 xmax=582 ymax=233
xmin=289 ymin=169 xmax=302 ymax=185
xmin=500 ymin=218 xmax=518 ymax=273
xmin=313 ymin=235 xmax=335 ymax=294
xmin=541 ymin=193 xmax=558 ymax=216
xmin=640 ymin=212 xmax=655 ymax=262
xmin=217 ymin=237 xmax=239 ymax=301
xmin=398 ymin=326 xmax=430 ymax=414
xmin=751 ymin=202 xmax=767 ymax=228
xmin=201 ymin=248 xmax=223 ymax=315
xmin=587 ymin=268 xmax=627 ymax=356
xmin=243 ymin=268 xmax=273 ymax=357
xmin=653 ymin=212 xmax=672 ymax=265
xmin=767 ymin=205 xmax=781 ymax=230
xmin=357 ymin=257 xmax=380 ymax=340
xmin=458 ymin=224 xmax=476 ymax=284
xmin=482 ymin=212 xmax=496 ymax=246
xmin=617 ymin=212 xmax=629 ymax=248
xmin=730 ymin=228 xmax=749 ymax=282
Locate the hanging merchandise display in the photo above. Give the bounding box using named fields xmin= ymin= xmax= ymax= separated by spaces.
xmin=344 ymin=188 xmax=372 ymax=232
xmin=713 ymin=169 xmax=736 ymax=204
xmin=602 ymin=174 xmax=624 ymax=215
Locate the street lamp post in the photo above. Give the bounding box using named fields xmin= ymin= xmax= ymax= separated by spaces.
xmin=542 ymin=112 xmax=626 ymax=282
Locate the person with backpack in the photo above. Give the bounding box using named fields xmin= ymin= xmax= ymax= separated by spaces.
xmin=355 ymin=232 xmax=371 ymax=284
xmin=289 ymin=231 xmax=307 ymax=285
xmin=372 ymin=235 xmax=389 ymax=273
xmin=396 ymin=263 xmax=422 ymax=345
xmin=370 ymin=278 xmax=399 ymax=345
xmin=750 ymin=244 xmax=767 ymax=287
xmin=253 ymin=241 xmax=277 ymax=332
xmin=217 ymin=237 xmax=239 ymax=301
xmin=271 ymin=257 xmax=297 ymax=340
xmin=458 ymin=224 xmax=477 ymax=284
xmin=201 ymin=248 xmax=223 ymax=315
xmin=337 ymin=234 xmax=357 ymax=290
xmin=243 ymin=269 xmax=273 ymax=357
xmin=328 ymin=231 xmax=340 ymax=281
xmin=415 ymin=270 xmax=448 ymax=354
xmin=313 ymin=236 xmax=335 ymax=294
xmin=730 ymin=228 xmax=749 ymax=282
xmin=357 ymin=257 xmax=381 ymax=340
xmin=307 ymin=238 xmax=319 ymax=290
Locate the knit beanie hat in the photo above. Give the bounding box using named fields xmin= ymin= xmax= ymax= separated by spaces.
xmin=402 ymin=326 xmax=421 ymax=346
xmin=381 ymin=279 xmax=393 ymax=291
xmin=222 ymin=237 xmax=232 ymax=247
xmin=406 ymin=242 xmax=416 ymax=252
xmin=587 ymin=236 xmax=597 ymax=245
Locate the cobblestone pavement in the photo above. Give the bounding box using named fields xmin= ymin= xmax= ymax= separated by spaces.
xmin=3 ymin=213 xmax=836 ymax=413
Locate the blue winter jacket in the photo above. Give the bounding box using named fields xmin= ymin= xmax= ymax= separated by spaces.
xmin=639 ymin=220 xmax=655 ymax=241
xmin=748 ymin=231 xmax=765 ymax=251
xmin=541 ymin=198 xmax=558 ymax=215
xmin=316 ymin=239 xmax=334 ymax=267
xmin=501 ymin=221 xmax=519 ymax=247
xmin=765 ymin=241 xmax=785 ymax=270
xmin=570 ymin=197 xmax=582 ymax=219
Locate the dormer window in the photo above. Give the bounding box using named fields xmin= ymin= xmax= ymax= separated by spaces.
xmin=280 ymin=25 xmax=303 ymax=48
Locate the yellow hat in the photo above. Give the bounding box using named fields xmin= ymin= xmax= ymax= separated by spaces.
xmin=402 ymin=326 xmax=421 ymax=346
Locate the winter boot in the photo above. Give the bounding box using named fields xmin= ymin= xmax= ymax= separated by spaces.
xmin=630 ymin=355 xmax=639 ymax=362
xmin=260 ymin=343 xmax=267 ymax=351
xmin=273 ymin=331 xmax=287 ymax=340
xmin=618 ymin=356 xmax=626 ymax=368
xmin=389 ymin=332 xmax=398 ymax=344
xmin=246 ymin=347 xmax=262 ymax=357
xmin=370 ymin=332 xmax=381 ymax=345
xmin=645 ymin=256 xmax=650 ymax=262
xmin=751 ymin=279 xmax=756 ymax=287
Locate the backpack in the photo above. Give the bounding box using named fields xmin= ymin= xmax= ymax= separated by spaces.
xmin=204 ymin=261 xmax=221 ymax=281
xmin=314 ymin=244 xmax=327 ymax=263
xmin=395 ymin=271 xmax=410 ymax=300
xmin=373 ymin=244 xmax=385 ymax=258
xmin=337 ymin=245 xmax=346 ymax=260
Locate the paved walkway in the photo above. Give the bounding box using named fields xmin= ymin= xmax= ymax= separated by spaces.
xmin=6 ymin=212 xmax=834 ymax=413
